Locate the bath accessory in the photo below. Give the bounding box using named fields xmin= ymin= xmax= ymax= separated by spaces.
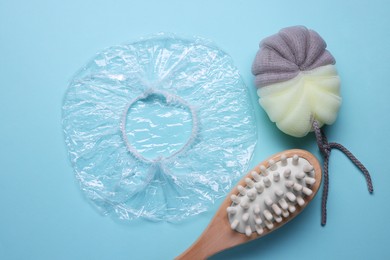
xmin=62 ymin=34 xmax=257 ymax=222
xmin=252 ymin=26 xmax=373 ymax=225
xmin=177 ymin=150 xmax=321 ymax=259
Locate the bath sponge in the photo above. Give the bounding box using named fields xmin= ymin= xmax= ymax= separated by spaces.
xmin=252 ymin=26 xmax=341 ymax=137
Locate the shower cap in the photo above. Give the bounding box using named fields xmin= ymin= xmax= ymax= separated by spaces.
xmin=252 ymin=26 xmax=341 ymax=137
xmin=62 ymin=34 xmax=257 ymax=222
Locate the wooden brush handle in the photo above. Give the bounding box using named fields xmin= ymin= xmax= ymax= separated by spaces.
xmin=176 ymin=198 xmax=253 ymax=260
xmin=175 ymin=221 xmax=246 ymax=260
xmin=175 ymin=232 xmax=221 ymax=260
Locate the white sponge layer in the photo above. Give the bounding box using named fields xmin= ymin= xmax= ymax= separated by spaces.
xmin=257 ymin=65 xmax=341 ymax=137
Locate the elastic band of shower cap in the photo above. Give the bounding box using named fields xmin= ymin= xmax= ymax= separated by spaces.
xmin=120 ymin=88 xmax=199 ymax=164
xmin=62 ymin=34 xmax=257 ymax=222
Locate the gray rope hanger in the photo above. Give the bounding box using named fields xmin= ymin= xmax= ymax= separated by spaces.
xmin=312 ymin=120 xmax=374 ymax=226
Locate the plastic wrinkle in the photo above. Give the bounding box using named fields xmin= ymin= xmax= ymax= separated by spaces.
xmin=62 ymin=34 xmax=257 ymax=222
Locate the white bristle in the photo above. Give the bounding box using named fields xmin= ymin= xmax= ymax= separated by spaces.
xmin=231 ymin=219 xmax=239 ymax=230
xmin=245 ymin=178 xmax=254 ymax=188
xmin=305 ymin=177 xmax=316 ymax=185
xmin=286 ymin=192 xmax=296 ymax=202
xmin=285 ymin=180 xmax=294 ymax=188
xmin=240 ymin=200 xmax=250 ymax=210
xmin=255 ymin=183 xmax=264 ymax=193
xmin=273 ymin=172 xmax=280 ymax=182
xmin=279 ymin=199 xmax=288 ymax=210
xmin=293 ymin=183 xmax=303 ymax=192
xmin=274 ymin=215 xmax=283 ymax=223
xmin=251 ymin=171 xmax=261 ymax=181
xmin=275 ymin=189 xmax=284 ymax=197
xmin=302 ymin=187 xmax=313 ymax=196
xmin=283 ymin=168 xmax=291 ymax=178
xmin=295 ymin=171 xmax=305 ymax=180
xmin=292 ymin=154 xmax=299 ymax=165
xmin=227 ymin=207 xmax=237 ymax=214
xmin=255 ymin=216 xmax=262 ymax=225
xmin=253 ymin=205 xmax=261 ymax=215
xmin=247 ymin=190 xmax=257 ymax=200
xmin=303 ymin=164 xmax=314 ymax=173
xmin=264 ymin=220 xmax=274 ymax=230
xmin=281 ymin=154 xmax=287 ymax=166
xmin=271 ymin=204 xmax=282 ymax=215
xmin=288 ymin=205 xmax=296 ymax=213
xmin=259 ymin=165 xmax=267 ymax=175
xmin=245 ymin=225 xmax=252 ymax=237
xmin=242 ymin=212 xmax=249 ymax=222
xmin=282 ymin=209 xmax=289 ymax=218
xmin=269 ymin=159 xmax=277 ymax=170
xmin=255 ymin=225 xmax=264 ymax=235
xmin=263 ymin=210 xmax=273 ymax=221
xmin=297 ymin=196 xmax=305 ymax=206
xmin=265 ymin=197 xmax=273 ymax=207
xmin=237 ymin=185 xmax=246 ymax=196
xmin=263 ymin=177 xmax=271 ymax=187
xmin=231 ymin=194 xmax=240 ymax=204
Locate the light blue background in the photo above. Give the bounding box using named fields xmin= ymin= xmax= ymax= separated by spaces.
xmin=1 ymin=0 xmax=389 ymax=259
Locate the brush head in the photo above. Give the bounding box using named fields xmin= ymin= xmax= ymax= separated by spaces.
xmin=227 ymin=151 xmax=321 ymax=236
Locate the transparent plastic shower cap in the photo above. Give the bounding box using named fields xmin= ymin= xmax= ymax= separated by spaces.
xmin=62 ymin=34 xmax=257 ymax=222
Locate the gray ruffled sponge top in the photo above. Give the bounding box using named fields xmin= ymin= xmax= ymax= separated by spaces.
xmin=252 ymin=26 xmax=336 ymax=87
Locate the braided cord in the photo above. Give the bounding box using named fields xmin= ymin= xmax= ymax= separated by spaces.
xmin=312 ymin=121 xmax=374 ymax=226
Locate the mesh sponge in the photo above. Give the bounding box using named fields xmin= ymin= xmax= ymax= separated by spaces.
xmin=252 ymin=26 xmax=341 ymax=137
